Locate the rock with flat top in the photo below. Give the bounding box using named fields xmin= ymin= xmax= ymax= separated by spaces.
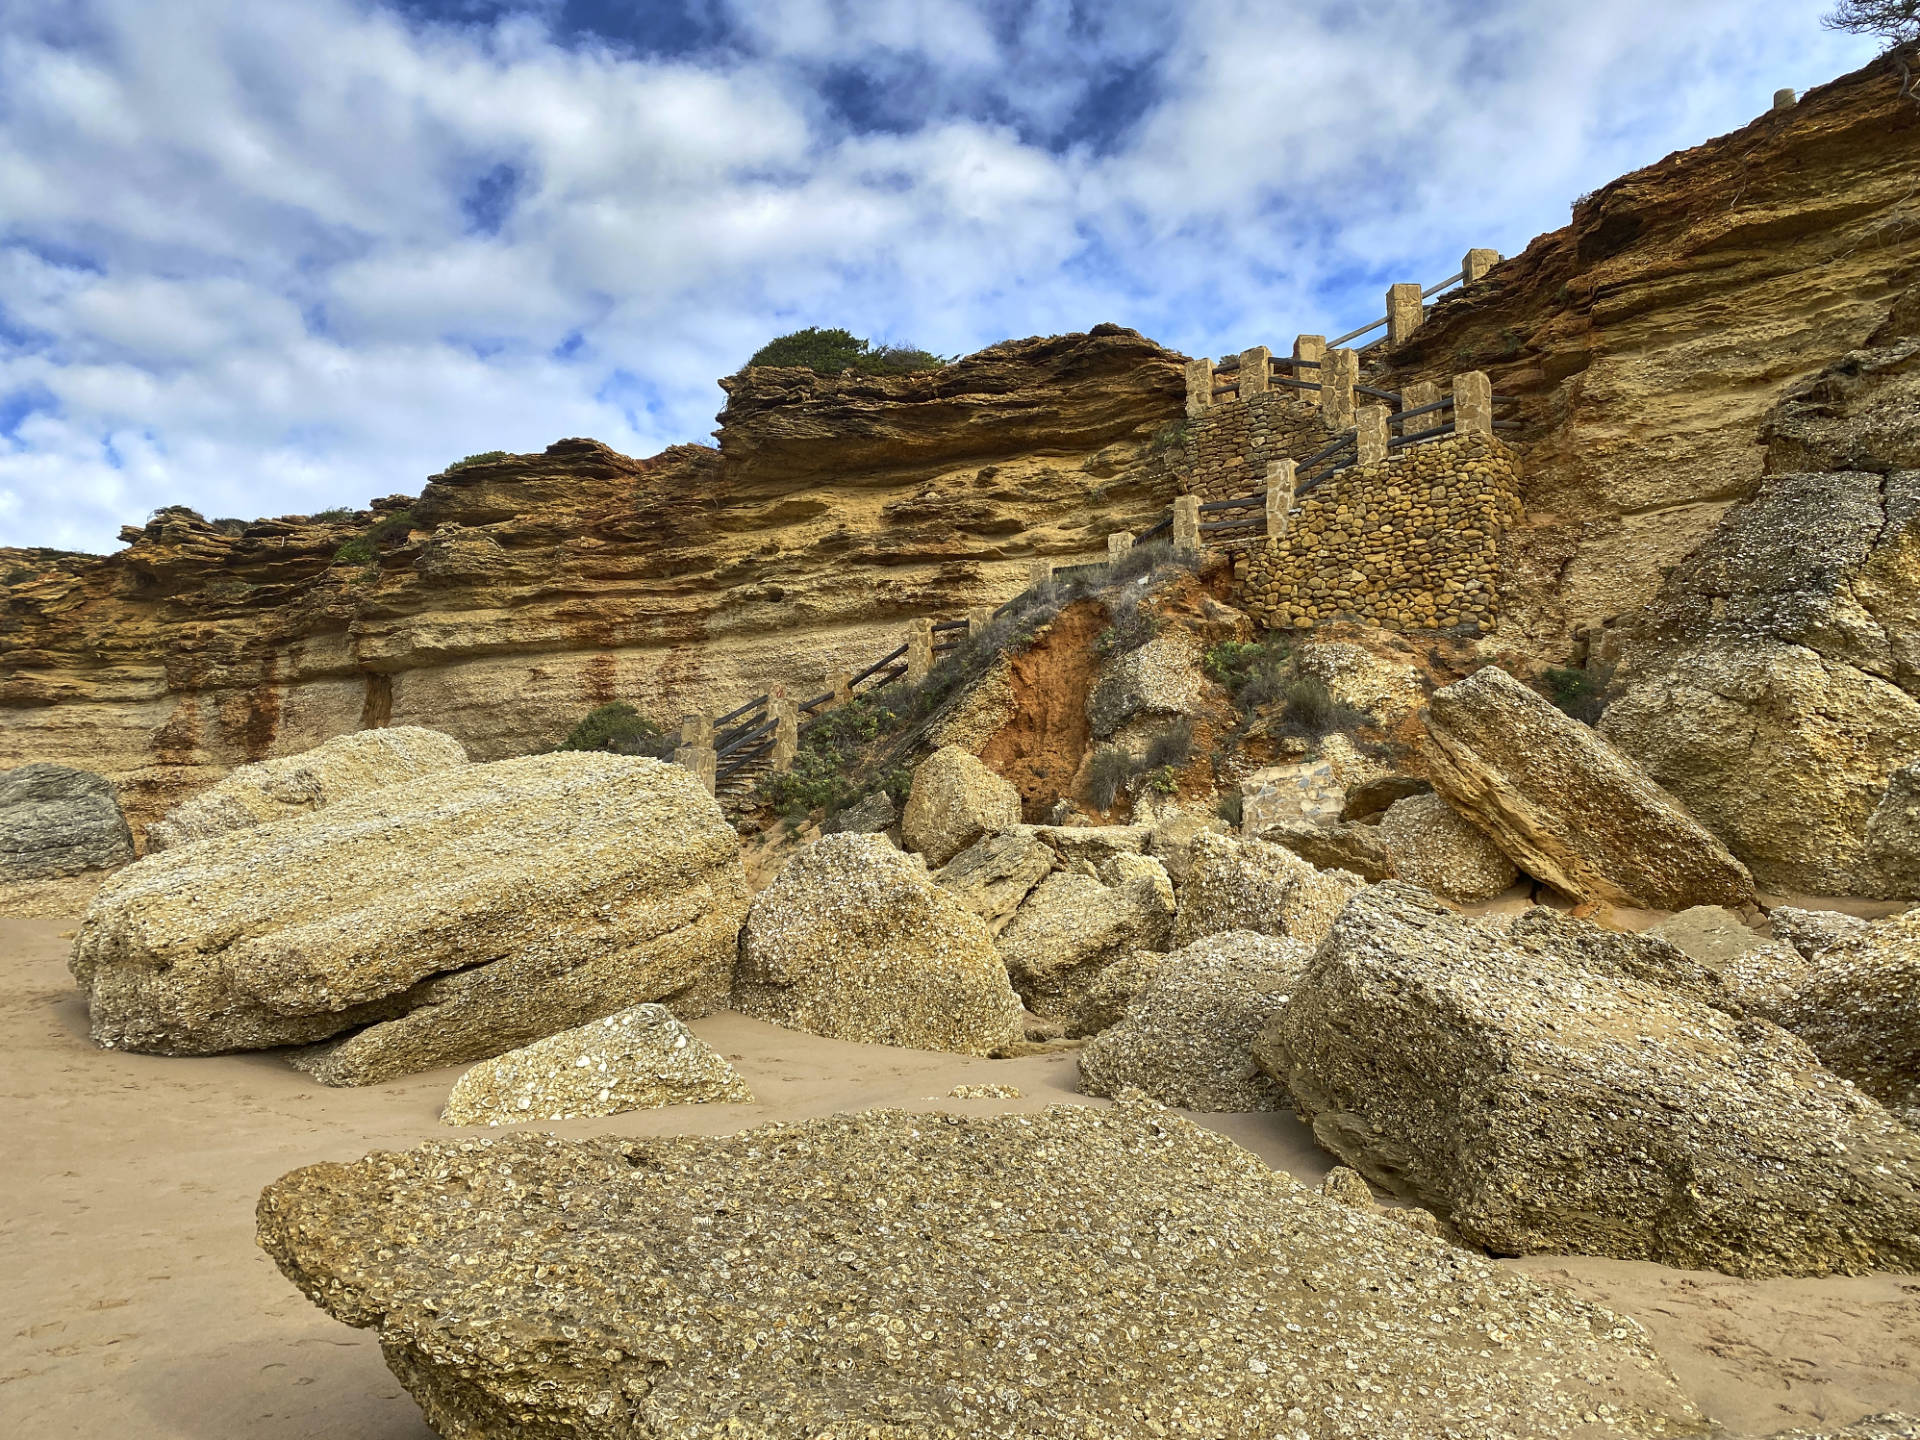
xmin=0 ymin=764 xmax=134 ymax=880
xmin=932 ymin=829 xmax=1054 ymax=935
xmin=823 ymin=789 xmax=897 ymax=836
xmin=1254 ymin=818 xmax=1398 ymax=883
xmin=996 ymin=854 xmax=1174 ymax=1021
xmin=1173 ymin=831 xmax=1364 ymax=949
xmin=1770 ymin=908 xmax=1920 ymax=1126
xmin=901 ymin=745 xmax=1022 ymax=867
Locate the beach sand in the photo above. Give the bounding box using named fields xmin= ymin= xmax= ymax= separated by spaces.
xmin=4 ymin=912 xmax=1917 ymax=1438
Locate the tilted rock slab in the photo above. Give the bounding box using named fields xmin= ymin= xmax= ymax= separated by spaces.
xmin=1257 ymin=883 xmax=1920 ymax=1278
xmin=995 ymin=852 xmax=1174 ymax=1022
xmin=1422 ymin=665 xmax=1754 ymax=910
xmin=1078 ymin=930 xmax=1310 ymax=1111
xmin=931 ymin=827 xmax=1054 ymax=935
xmin=1375 ymin=791 xmax=1518 ymax=901
xmin=146 ymin=725 xmax=468 ymax=851
xmin=0 ymin=763 xmax=134 ymax=880
xmin=900 ymin=744 xmax=1022 ymax=867
xmin=733 ymin=833 xmax=1024 ymax=1054
xmin=72 ymin=753 xmax=748 ymax=1085
xmin=1254 ymin=817 xmax=1398 ymax=883
xmin=1173 ymin=830 xmax=1364 ymax=949
xmin=256 ymin=1098 xmax=1705 ymax=1440
xmin=442 ymin=1003 xmax=751 ymax=1127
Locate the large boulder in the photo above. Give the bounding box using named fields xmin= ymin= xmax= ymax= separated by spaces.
xmin=1078 ymin=930 xmax=1309 ymax=1111
xmin=900 ymin=744 xmax=1021 ymax=867
xmin=71 ymin=753 xmax=747 ymax=1085
xmin=1422 ymin=665 xmax=1754 ymax=910
xmin=995 ymin=853 xmax=1175 ymax=1021
xmin=1085 ymin=633 xmax=1209 ymax=742
xmin=1254 ymin=817 xmax=1397 ymax=883
xmin=146 ymin=726 xmax=467 ymax=851
xmin=932 ymin=828 xmax=1054 ymax=935
xmin=442 ymin=1003 xmax=751 ymax=1127
xmin=1599 ymin=468 xmax=1920 ymax=897
xmin=257 ymin=1098 xmax=1705 ymax=1439
xmin=1256 ymin=884 xmax=1920 ymax=1278
xmin=1173 ymin=831 xmax=1364 ymax=949
xmin=1373 ymin=791 xmax=1518 ymax=901
xmin=1767 ymin=908 xmax=1920 ymax=1126
xmin=0 ymin=764 xmax=134 ymax=880
xmin=734 ymin=833 xmax=1023 ymax=1054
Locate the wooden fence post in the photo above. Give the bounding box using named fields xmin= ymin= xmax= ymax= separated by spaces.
xmin=904 ymin=618 xmax=934 ymax=685
xmin=1462 ymin=248 xmax=1500 ymax=284
xmin=1356 ymin=405 xmax=1391 ymax=466
xmin=1238 ymin=345 xmax=1270 ymax=399
xmin=1386 ymin=283 xmax=1424 ymax=347
xmin=1322 ymin=347 xmax=1358 ymax=428
xmin=1172 ymin=496 xmax=1201 ymax=562
xmin=1293 ymin=334 xmax=1326 ymax=406
xmin=1184 ymin=358 xmax=1214 ymax=419
xmin=1452 ymin=371 xmax=1493 ymax=437
xmin=1265 ymin=459 xmax=1296 ymax=541
xmin=673 ymin=744 xmax=717 ymax=793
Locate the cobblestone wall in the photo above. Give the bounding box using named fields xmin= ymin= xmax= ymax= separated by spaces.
xmin=1173 ymin=388 xmax=1331 ymax=506
xmin=1236 ymin=434 xmax=1522 ymax=634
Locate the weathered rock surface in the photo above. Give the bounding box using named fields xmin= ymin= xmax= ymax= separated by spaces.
xmin=73 ymin=754 xmax=747 ymax=1084
xmin=0 ymin=764 xmax=133 ymax=880
xmin=256 ymin=1098 xmax=1705 ymax=1439
xmin=1027 ymin=822 xmax=1149 ymax=864
xmin=1078 ymin=930 xmax=1309 ymax=1111
xmin=147 ymin=726 xmax=467 ymax=851
xmin=1374 ymin=792 xmax=1518 ymax=901
xmin=1256 ymin=884 xmax=1920 ymax=1277
xmin=1865 ymin=760 xmax=1920 ymax=898
xmin=1173 ymin=831 xmax=1365 ymax=949
xmin=1340 ymin=773 xmax=1432 ymax=823
xmin=1648 ymin=905 xmax=1770 ymax=970
xmin=1601 ymin=468 xmax=1920 ymax=897
xmin=1423 ymin=665 xmax=1753 ymax=910
xmin=1753 ymin=1416 xmax=1920 ymax=1440
xmin=1085 ymin=632 xmax=1209 ymax=743
xmin=995 ymin=854 xmax=1174 ymax=1021
xmin=1255 ymin=818 xmax=1397 ymax=883
xmin=931 ymin=828 xmax=1054 ymax=935
xmin=1507 ymin=906 xmax=1737 ymax=1015
xmin=1143 ymin=811 xmax=1226 ymax=889
xmin=1766 ymin=908 xmax=1920 ymax=1126
xmin=442 ymin=1004 xmax=751 ymax=1127
xmin=1067 ymin=947 xmax=1163 ymax=1037
xmin=734 ymin=833 xmax=1023 ymax=1054
xmin=1292 ymin=641 xmax=1426 ymax=724
xmin=901 ymin=745 xmax=1022 ymax=868
xmin=822 ymin=788 xmax=897 ymax=836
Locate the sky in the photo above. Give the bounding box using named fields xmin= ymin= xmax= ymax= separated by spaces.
xmin=0 ymin=0 xmax=1881 ymax=555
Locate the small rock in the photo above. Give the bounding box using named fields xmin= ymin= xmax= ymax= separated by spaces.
xmin=949 ymin=1083 xmax=1022 ymax=1099
xmin=1374 ymin=792 xmax=1518 ymax=901
xmin=823 ymin=788 xmax=897 ymax=835
xmin=932 ymin=828 xmax=1053 ymax=935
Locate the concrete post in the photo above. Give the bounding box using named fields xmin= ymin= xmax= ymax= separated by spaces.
xmin=770 ymin=695 xmax=799 ymax=772
xmin=1356 ymin=405 xmax=1391 ymax=466
xmin=673 ymin=744 xmax=717 ymax=794
xmin=1386 ymin=282 xmax=1425 ymax=348
xmin=1172 ymin=495 xmax=1201 ymax=562
xmin=1029 ymin=557 xmax=1055 ymax=589
xmin=1265 ymin=459 xmax=1296 ymax=540
xmin=1184 ymin=357 xmax=1214 ymax=419
xmin=1322 ymin=347 xmax=1358 ymax=429
xmin=1773 ymin=88 xmax=1797 ymax=111
xmin=904 ymin=617 xmax=935 ymax=685
xmin=1462 ymin=248 xmax=1501 ymax=284
xmin=966 ymin=605 xmax=996 ymax=638
xmin=827 ymin=670 xmax=852 ymax=705
xmin=1107 ymin=531 xmax=1133 ymax=565
xmin=677 ymin=712 xmax=713 ymax=749
xmin=1452 ymin=371 xmax=1494 ymax=437
xmin=1238 ymin=345 xmax=1270 ymax=399
xmin=1401 ymin=380 xmax=1440 ymax=436
xmin=1293 ymin=334 xmax=1327 ymax=407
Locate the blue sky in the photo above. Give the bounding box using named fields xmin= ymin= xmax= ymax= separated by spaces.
xmin=0 ymin=0 xmax=1879 ymax=553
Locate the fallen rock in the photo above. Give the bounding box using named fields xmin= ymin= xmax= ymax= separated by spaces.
xmin=996 ymin=854 xmax=1175 ymax=1021
xmin=900 ymin=745 xmax=1021 ymax=867
xmin=1085 ymin=632 xmax=1208 ymax=741
xmin=146 ymin=726 xmax=467 ymax=851
xmin=822 ymin=788 xmax=897 ymax=836
xmin=734 ymin=833 xmax=1024 ymax=1055
xmin=1771 ymin=905 xmax=1872 ymax=959
xmin=257 ymin=1098 xmax=1705 ymax=1439
xmin=1340 ymin=774 xmax=1432 ymax=823
xmin=1027 ymin=822 xmax=1150 ymax=865
xmin=1649 ymin=905 xmax=1770 ymax=970
xmin=0 ymin=764 xmax=134 ymax=880
xmin=1078 ymin=930 xmax=1309 ymax=1111
xmin=1257 ymin=883 xmax=1920 ymax=1277
xmin=1374 ymin=792 xmax=1518 ymax=901
xmin=442 ymin=1004 xmax=751 ymax=1126
xmin=1508 ymin=906 xmax=1736 ymax=1014
xmin=932 ymin=828 xmax=1054 ymax=935
xmin=1067 ymin=947 xmax=1163 ymax=1036
xmin=1865 ymin=759 xmax=1920 ymax=898
xmin=1423 ymin=665 xmax=1754 ymax=910
xmin=1254 ymin=818 xmax=1397 ymax=883
xmin=1292 ymin=640 xmax=1426 ymax=724
xmin=1143 ymin=812 xmax=1226 ymax=889
xmin=72 ymin=754 xmax=747 ymax=1085
xmin=1771 ymin=909 xmax=1920 ymax=1125
xmin=949 ymin=1082 xmax=1021 ymax=1099
xmin=1173 ymin=831 xmax=1365 ymax=949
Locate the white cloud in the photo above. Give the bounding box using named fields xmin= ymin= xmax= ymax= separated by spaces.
xmin=0 ymin=0 xmax=1882 ymax=553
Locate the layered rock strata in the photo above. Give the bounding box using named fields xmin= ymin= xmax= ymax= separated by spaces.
xmin=0 ymin=764 xmax=133 ymax=879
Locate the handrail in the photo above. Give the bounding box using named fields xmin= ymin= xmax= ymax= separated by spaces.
xmin=847 ymin=643 xmax=909 ymax=689
xmin=1355 ymin=383 xmax=1403 ymax=404
xmin=1329 ymin=315 xmax=1388 ymax=347
xmin=931 ymin=618 xmax=968 ymax=632
xmin=716 ymin=716 xmax=777 ymax=759
xmin=1422 ymin=269 xmax=1465 ymax=298
xmin=1390 ymin=397 xmax=1452 ymax=427
xmin=1199 ymin=495 xmax=1263 ymax=514
xmin=712 ymin=693 xmax=768 ymax=727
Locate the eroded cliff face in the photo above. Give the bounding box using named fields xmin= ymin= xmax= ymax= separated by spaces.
xmin=0 ymin=328 xmax=1183 ymax=836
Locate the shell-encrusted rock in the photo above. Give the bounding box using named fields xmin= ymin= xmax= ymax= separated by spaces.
xmin=900 ymin=745 xmax=1022 ymax=868
xmin=1373 ymin=791 xmax=1517 ymax=901
xmin=932 ymin=828 xmax=1054 ymax=936
xmin=996 ymin=854 xmax=1174 ymax=1021
xmin=0 ymin=764 xmax=134 ymax=880
xmin=1173 ymin=831 xmax=1364 ymax=949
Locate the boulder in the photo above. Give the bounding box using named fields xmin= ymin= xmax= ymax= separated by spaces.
xmin=1507 ymin=906 xmax=1737 ymax=1014
xmin=1340 ymin=774 xmax=1432 ymax=823
xmin=734 ymin=833 xmax=1023 ymax=1055
xmin=72 ymin=754 xmax=747 ymax=1085
xmin=1770 ymin=909 xmax=1920 ymax=1126
xmin=1256 ymin=883 xmax=1920 ymax=1278
xmin=1027 ymin=823 xmax=1150 ymax=865
xmin=1292 ymin=640 xmax=1426 ymax=724
xmin=822 ymin=788 xmax=898 ymax=836
xmin=1374 ymin=792 xmax=1518 ymax=901
xmin=1078 ymin=930 xmax=1309 ymax=1111
xmin=1255 ymin=818 xmax=1397 ymax=883
xmin=146 ymin=726 xmax=467 ymax=850
xmin=257 ymin=1098 xmax=1704 ymax=1440
xmin=1865 ymin=759 xmax=1920 ymax=897
xmin=1143 ymin=811 xmax=1227 ymax=888
xmin=1067 ymin=947 xmax=1163 ymax=1037
xmin=1086 ymin=633 xmax=1208 ymax=741
xmin=995 ymin=854 xmax=1175 ymax=1021
xmin=1423 ymin=665 xmax=1754 ymax=910
xmin=900 ymin=745 xmax=1021 ymax=867
xmin=0 ymin=764 xmax=134 ymax=880
xmin=1173 ymin=831 xmax=1365 ymax=949
xmin=1648 ymin=905 xmax=1770 ymax=970
xmin=1771 ymin=905 xmax=1871 ymax=959
xmin=442 ymin=1004 xmax=751 ymax=1127
xmin=932 ymin=828 xmax=1054 ymax=935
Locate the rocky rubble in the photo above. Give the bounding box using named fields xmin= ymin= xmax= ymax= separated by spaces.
xmin=256 ymin=1097 xmax=1705 ymax=1439
xmin=901 ymin=745 xmax=1022 ymax=867
xmin=995 ymin=853 xmax=1175 ymax=1022
xmin=1423 ymin=665 xmax=1754 ymax=910
xmin=1257 ymin=883 xmax=1920 ymax=1278
xmin=930 ymin=828 xmax=1053 ymax=935
xmin=0 ymin=763 xmax=134 ymax=880
xmin=146 ymin=726 xmax=467 ymax=850
xmin=442 ymin=1004 xmax=751 ymax=1126
xmin=72 ymin=753 xmax=748 ymax=1084
xmin=1173 ymin=830 xmax=1364 ymax=948
xmin=733 ymin=833 xmax=1024 ymax=1055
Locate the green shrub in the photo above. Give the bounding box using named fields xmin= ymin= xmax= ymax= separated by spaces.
xmin=1144 ymin=717 xmax=1193 ymax=770
xmin=1147 ymin=765 xmax=1179 ymax=795
xmin=368 ymin=509 xmax=416 ymax=544
xmin=1204 ymin=637 xmax=1292 ymax=698
xmin=209 ymin=517 xmax=249 ymax=535
xmin=744 ymin=327 xmax=945 ymax=377
xmin=1275 ymin=676 xmax=1370 ymax=739
xmin=1543 ymin=664 xmax=1610 ymax=725
xmin=1095 ymin=602 xmax=1157 ymax=657
xmin=1085 ymin=745 xmax=1137 ymax=810
xmin=556 ymin=701 xmax=672 ymax=756
xmin=447 ymin=451 xmax=509 ymax=472
xmin=311 ymin=506 xmax=358 ymax=523
xmin=1149 ymin=420 xmax=1188 ymax=452
xmin=333 ymin=537 xmax=375 ymax=565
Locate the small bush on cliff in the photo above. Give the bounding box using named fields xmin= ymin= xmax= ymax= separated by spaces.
xmin=557 ymin=702 xmax=674 ymax=757
xmin=1085 ymin=745 xmax=1138 ymax=811
xmin=1108 ymin=539 xmax=1173 ymax=587
xmin=1144 ymin=717 xmax=1194 ymax=770
xmin=333 ymin=537 xmax=376 ymax=565
xmin=743 ymin=327 xmax=945 ymax=377
xmin=1204 ymin=637 xmax=1292 ymax=699
xmin=312 ymin=506 xmax=358 ymax=523
xmin=1543 ymin=664 xmax=1612 ymax=725
xmin=447 ymin=451 xmax=509 ymax=472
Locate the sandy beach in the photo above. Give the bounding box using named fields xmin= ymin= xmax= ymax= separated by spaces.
xmin=4 ymin=911 xmax=1917 ymax=1438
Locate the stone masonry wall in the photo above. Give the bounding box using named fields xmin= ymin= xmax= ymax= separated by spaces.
xmin=1237 ymin=434 xmax=1522 ymax=634
xmin=1174 ymin=389 xmax=1332 ymax=506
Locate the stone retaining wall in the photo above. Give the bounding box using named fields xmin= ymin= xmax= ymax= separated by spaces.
xmin=1171 ymin=388 xmax=1332 ymax=507
xmin=1236 ymin=434 xmax=1522 ymax=634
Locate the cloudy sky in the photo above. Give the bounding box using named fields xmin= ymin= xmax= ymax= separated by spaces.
xmin=0 ymin=0 xmax=1878 ymax=554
